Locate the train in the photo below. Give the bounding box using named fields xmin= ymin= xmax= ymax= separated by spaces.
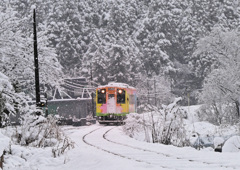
xmin=96 ymin=82 xmax=137 ymax=124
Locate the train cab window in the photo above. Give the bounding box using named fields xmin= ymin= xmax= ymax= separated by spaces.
xmin=108 ymin=94 xmax=115 ymax=99
xmin=117 ymin=89 xmax=125 ymax=104
xmin=98 ymin=89 xmax=106 ymax=104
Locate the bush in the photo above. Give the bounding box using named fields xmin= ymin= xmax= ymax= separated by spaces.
xmin=124 ymin=98 xmax=190 ymax=147
xmin=11 ymin=113 xmax=74 ymax=157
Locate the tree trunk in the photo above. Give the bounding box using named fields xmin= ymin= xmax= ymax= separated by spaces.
xmin=235 ymin=101 xmax=240 ymax=118
xmin=0 ymin=151 xmax=5 ymax=169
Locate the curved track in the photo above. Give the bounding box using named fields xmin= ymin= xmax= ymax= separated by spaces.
xmin=82 ymin=125 xmax=236 ymax=170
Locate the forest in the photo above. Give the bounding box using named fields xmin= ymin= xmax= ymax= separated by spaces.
xmin=1 ymin=0 xmax=240 ymax=126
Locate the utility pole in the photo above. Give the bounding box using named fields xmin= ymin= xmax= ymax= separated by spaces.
xmin=33 ymin=9 xmax=40 ymax=108
xmin=90 ymin=63 xmax=94 ymax=118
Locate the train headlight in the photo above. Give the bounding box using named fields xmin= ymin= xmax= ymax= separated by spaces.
xmin=101 ymin=89 xmax=106 ymax=94
xmin=118 ymin=89 xmax=123 ymax=94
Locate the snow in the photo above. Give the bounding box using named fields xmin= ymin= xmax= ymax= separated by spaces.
xmin=1 ymin=105 xmax=240 ymax=169
xmin=185 ymin=121 xmax=217 ymax=137
xmin=31 ymin=5 xmax=36 ymax=10
xmin=214 ymin=137 xmax=225 ymax=149
xmin=181 ymin=105 xmax=201 ymax=123
xmin=0 ymin=72 xmax=12 ymax=91
xmin=0 ymin=130 xmax=10 ymax=157
xmin=0 ymin=126 xmax=237 ymax=169
xmin=222 ymin=136 xmax=240 ymax=152
xmin=2 ymin=124 xmax=240 ymax=170
xmin=98 ymin=82 xmax=135 ymax=89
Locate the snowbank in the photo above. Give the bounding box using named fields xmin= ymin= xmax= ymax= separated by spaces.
xmin=181 ymin=105 xmax=201 ymax=123
xmin=125 ymin=101 xmax=239 ymax=151
xmin=0 ymin=130 xmax=10 ymax=155
xmin=185 ymin=121 xmax=239 ymax=148
xmin=222 ymin=136 xmax=240 ymax=152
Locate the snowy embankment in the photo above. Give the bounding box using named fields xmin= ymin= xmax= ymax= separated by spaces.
xmin=0 ymin=129 xmax=10 ymax=169
xmin=182 ymin=105 xmax=240 ymax=152
xmin=0 ymin=130 xmax=10 ymax=155
xmin=124 ymin=103 xmax=240 ymax=153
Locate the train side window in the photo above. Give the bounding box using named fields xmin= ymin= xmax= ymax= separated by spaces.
xmin=98 ymin=89 xmax=106 ymax=104
xmin=117 ymin=89 xmax=125 ymax=104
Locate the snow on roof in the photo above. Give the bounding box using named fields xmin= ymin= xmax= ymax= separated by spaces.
xmin=98 ymin=82 xmax=136 ymax=89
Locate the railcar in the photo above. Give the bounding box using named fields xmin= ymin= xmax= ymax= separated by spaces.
xmin=96 ymin=82 xmax=137 ymax=124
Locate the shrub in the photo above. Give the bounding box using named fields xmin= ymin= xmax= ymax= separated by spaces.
xmin=11 ymin=113 xmax=74 ymax=157
xmin=124 ymin=98 xmax=190 ymax=146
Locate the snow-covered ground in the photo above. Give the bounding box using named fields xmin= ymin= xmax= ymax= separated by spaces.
xmin=1 ymin=105 xmax=240 ymax=170
xmin=0 ymin=131 xmax=10 ymax=157
xmin=2 ymin=124 xmax=240 ymax=170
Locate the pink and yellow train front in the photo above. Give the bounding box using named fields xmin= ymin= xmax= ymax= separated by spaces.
xmin=96 ymin=82 xmax=137 ymax=124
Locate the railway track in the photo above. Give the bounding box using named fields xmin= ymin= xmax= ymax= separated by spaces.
xmin=82 ymin=125 xmax=236 ymax=170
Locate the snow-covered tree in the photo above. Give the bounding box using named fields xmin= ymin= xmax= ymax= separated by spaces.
xmin=0 ymin=7 xmax=33 ymax=126
xmin=135 ymin=4 xmax=173 ymax=76
xmin=4 ymin=0 xmax=240 ymax=105
xmin=0 ymin=72 xmax=15 ymax=127
xmin=0 ymin=4 xmax=63 ymax=98
xmin=0 ymin=72 xmax=32 ymax=127
xmin=136 ymin=74 xmax=174 ymax=107
xmin=81 ymin=40 xmax=142 ymax=86
xmin=80 ymin=1 xmax=143 ymax=86
xmin=197 ymin=27 xmax=240 ymax=125
xmin=0 ymin=4 xmax=63 ymax=127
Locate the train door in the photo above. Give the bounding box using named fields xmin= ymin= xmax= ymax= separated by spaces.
xmin=126 ymin=94 xmax=129 ymax=113
xmin=107 ymin=94 xmax=116 ymax=113
xmin=126 ymin=90 xmax=129 ymax=113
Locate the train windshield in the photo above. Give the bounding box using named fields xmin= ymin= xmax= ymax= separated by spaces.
xmin=97 ymin=89 xmax=106 ymax=104
xmin=117 ymin=89 xmax=125 ymax=104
